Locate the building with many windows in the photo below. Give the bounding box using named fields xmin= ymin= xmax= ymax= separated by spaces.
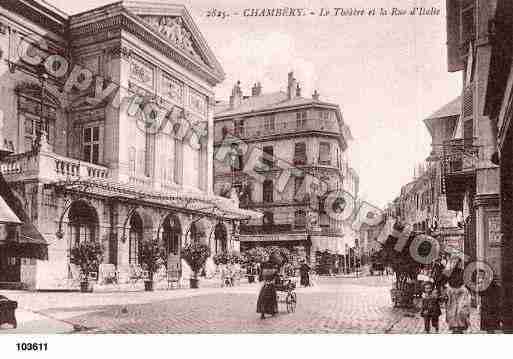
xmin=213 ymin=72 xmax=357 ymax=265
xmin=0 ymin=1 xmax=257 ymax=290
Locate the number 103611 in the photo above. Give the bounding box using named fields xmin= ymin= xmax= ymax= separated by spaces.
xmin=17 ymin=342 xmax=48 ymax=351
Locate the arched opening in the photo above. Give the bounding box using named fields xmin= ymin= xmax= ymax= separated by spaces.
xmin=68 ymin=200 xmax=99 ymax=248
xmin=129 ymin=212 xmax=143 ymax=265
xmin=214 ymin=222 xmax=227 ymax=254
xmin=189 ymin=222 xmax=199 ymax=243
xmin=162 ymin=214 xmax=181 ymax=256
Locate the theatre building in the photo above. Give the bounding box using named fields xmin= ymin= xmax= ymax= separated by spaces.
xmin=0 ymin=1 xmax=256 ymax=290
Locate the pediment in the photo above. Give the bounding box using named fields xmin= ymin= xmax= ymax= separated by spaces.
xmin=139 ymin=15 xmax=205 ymax=64
xmin=123 ymin=2 xmax=223 ymax=77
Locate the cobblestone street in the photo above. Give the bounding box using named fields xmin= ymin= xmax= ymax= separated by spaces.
xmin=2 ymin=275 xmax=486 ymax=334
xmin=2 ymin=275 xmax=479 ymax=334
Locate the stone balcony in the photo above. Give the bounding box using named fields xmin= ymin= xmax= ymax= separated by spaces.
xmin=218 ymin=118 xmax=340 ymax=142
xmin=0 ymin=149 xmax=109 ymax=184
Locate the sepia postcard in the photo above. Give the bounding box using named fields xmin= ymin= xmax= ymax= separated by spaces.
xmin=0 ymin=0 xmax=512 ymax=353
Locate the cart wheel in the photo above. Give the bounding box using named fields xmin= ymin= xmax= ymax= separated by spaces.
xmin=286 ymin=292 xmax=297 ymax=313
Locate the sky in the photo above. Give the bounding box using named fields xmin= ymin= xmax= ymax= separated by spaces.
xmin=46 ymin=0 xmax=462 ymax=208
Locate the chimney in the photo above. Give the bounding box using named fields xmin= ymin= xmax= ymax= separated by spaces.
xmin=296 ymin=83 xmax=301 ymax=97
xmin=251 ymin=82 xmax=262 ymax=96
xmin=287 ymin=71 xmax=297 ymax=100
xmin=229 ymin=81 xmax=243 ymax=108
xmin=312 ymin=90 xmax=320 ymax=101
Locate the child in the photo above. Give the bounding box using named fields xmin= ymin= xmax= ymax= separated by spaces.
xmin=421 ymin=281 xmax=442 ymax=333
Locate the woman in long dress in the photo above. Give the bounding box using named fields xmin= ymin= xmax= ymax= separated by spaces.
xmin=299 ymin=261 xmax=311 ymax=287
xmin=445 ymin=272 xmax=471 ymax=334
xmin=256 ymin=262 xmax=278 ymax=319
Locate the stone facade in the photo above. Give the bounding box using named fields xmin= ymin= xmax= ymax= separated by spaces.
xmin=213 ymin=73 xmax=358 ymax=265
xmin=0 ymin=1 xmax=254 ymax=290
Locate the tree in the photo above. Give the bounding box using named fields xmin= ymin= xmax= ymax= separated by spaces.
xmin=70 ymin=241 xmax=104 ymax=281
xmin=139 ymin=238 xmax=166 ymax=280
xmin=376 ymin=231 xmax=423 ymax=290
xmin=181 ymin=242 xmax=211 ymax=279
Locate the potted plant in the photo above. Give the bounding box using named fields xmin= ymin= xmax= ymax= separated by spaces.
xmin=376 ymin=227 xmax=423 ymax=309
xmin=181 ymin=242 xmax=211 ymax=288
xmin=213 ymin=252 xmax=229 ymax=265
xmin=70 ymin=241 xmax=104 ymax=293
xmin=242 ymin=248 xmax=266 ymax=283
xmin=139 ymin=238 xmax=166 ymax=291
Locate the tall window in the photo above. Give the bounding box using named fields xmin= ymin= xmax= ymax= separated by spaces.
xmin=128 ymin=147 xmax=136 ymax=175
xmin=19 ymin=95 xmax=56 ymax=151
xmin=296 ymin=111 xmax=307 ymax=128
xmin=319 ymin=197 xmax=329 ymax=227
xmin=230 ymin=144 xmax=244 ymax=172
xmin=264 ymin=115 xmax=275 ymax=132
xmin=294 ymin=209 xmax=306 ymax=229
xmin=262 ymin=145 xmax=274 ymax=168
xmin=24 ymin=115 xmax=53 ymax=150
xmin=294 ymin=142 xmax=307 ymax=165
xmin=319 ymin=142 xmax=331 ymax=165
xmin=263 ymin=179 xmax=273 ymax=203
xmin=83 ymin=126 xmax=100 ymax=164
xmin=294 ymin=176 xmax=304 ymax=199
xmin=234 ymin=119 xmax=245 ymax=137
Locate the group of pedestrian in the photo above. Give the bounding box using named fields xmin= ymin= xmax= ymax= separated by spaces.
xmin=419 ymin=257 xmax=502 ymax=334
xmin=218 ymin=261 xmax=241 ymax=287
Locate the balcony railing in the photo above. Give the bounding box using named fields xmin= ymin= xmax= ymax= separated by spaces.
xmin=240 ymin=224 xmax=293 ymax=234
xmin=0 ymin=150 xmax=109 ymax=182
xmin=441 ymin=138 xmax=478 ymax=175
xmin=219 ymin=118 xmax=340 ymax=141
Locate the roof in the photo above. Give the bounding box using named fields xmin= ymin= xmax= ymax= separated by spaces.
xmin=426 ymin=96 xmax=461 ymax=120
xmin=215 ymin=91 xmax=338 ymax=118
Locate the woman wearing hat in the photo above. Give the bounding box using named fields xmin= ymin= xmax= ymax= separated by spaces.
xmin=256 ymin=261 xmax=279 ymax=319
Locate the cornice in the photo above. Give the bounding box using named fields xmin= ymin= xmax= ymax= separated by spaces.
xmin=1 ymin=0 xmax=66 ymax=36
xmin=69 ymin=13 xmax=223 ymax=86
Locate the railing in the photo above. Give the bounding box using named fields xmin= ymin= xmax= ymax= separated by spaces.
xmin=442 ymin=138 xmax=478 ymax=175
xmin=240 ymin=224 xmax=293 ymax=234
xmin=220 ymin=118 xmax=340 ymax=141
xmin=129 ymin=176 xmax=152 ymax=188
xmin=0 ymin=150 xmax=109 ymax=181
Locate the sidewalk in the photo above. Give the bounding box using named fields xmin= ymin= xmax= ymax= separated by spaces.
xmin=0 ymin=279 xmax=261 ymax=333
xmin=0 ymin=308 xmax=75 ymax=334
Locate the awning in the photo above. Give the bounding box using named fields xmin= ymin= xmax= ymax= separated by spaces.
xmin=55 ymin=178 xmax=263 ymax=221
xmin=0 ymin=196 xmax=21 ymax=224
xmin=0 ymin=223 xmax=48 ymax=260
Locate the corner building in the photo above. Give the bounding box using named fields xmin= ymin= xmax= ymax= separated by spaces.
xmin=213 ymin=73 xmax=358 ymax=265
